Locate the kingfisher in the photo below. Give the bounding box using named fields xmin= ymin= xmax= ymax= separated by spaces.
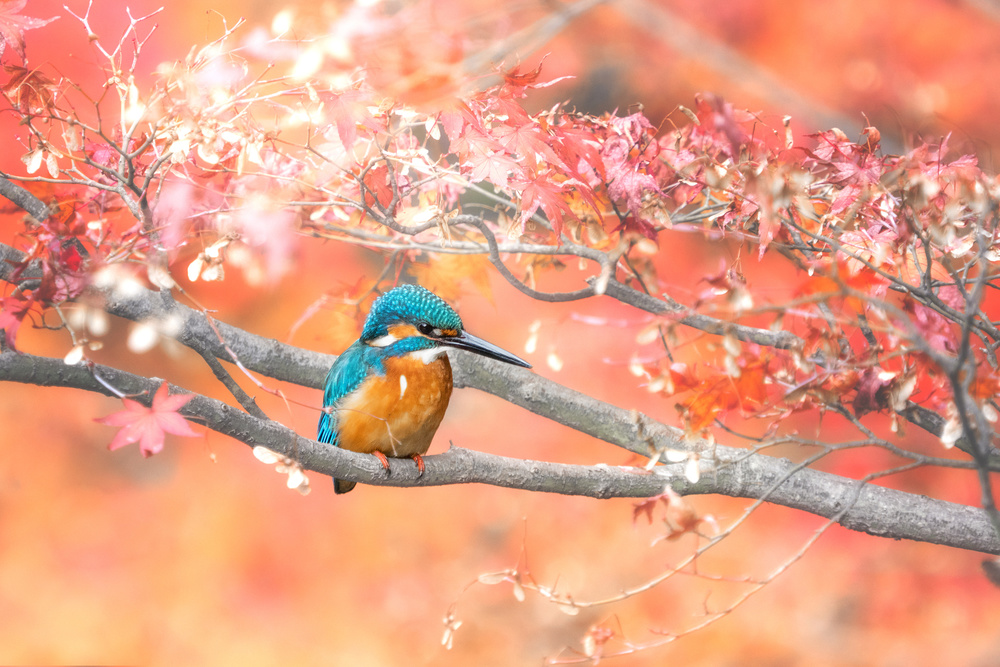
xmin=318 ymin=284 xmax=531 ymax=493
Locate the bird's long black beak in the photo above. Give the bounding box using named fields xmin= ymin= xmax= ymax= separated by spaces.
xmin=442 ymin=330 xmax=532 ymax=368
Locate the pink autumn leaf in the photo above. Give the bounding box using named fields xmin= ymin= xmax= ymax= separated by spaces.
xmin=466 ymin=148 xmax=522 ymax=188
xmin=852 ymin=367 xmax=890 ymax=418
xmin=492 ymin=121 xmax=564 ymax=171
xmin=84 ymin=141 xmax=120 ymax=168
xmin=319 ymin=88 xmax=384 ymax=152
xmin=0 ymin=0 xmax=57 ymax=63
xmin=905 ymin=302 xmax=958 ymax=354
xmin=97 ymin=382 xmax=200 ymax=457
xmin=602 ymin=134 xmax=662 ymax=217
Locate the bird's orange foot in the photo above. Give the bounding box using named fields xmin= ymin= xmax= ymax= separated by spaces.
xmin=411 ymin=454 xmax=425 ymax=477
xmin=373 ymin=451 xmax=391 ymax=476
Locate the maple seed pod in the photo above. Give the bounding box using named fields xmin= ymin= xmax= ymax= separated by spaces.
xmin=678 ymin=105 xmax=700 ymax=125
xmin=63 ymin=344 xmax=85 ymax=365
xmin=253 ymin=446 xmax=282 ymax=465
xmin=441 ymin=614 xmax=462 ymax=650
xmin=556 ymin=599 xmax=580 ymax=616
xmin=127 ymin=321 xmax=160 ymax=354
xmin=511 ymin=579 xmax=525 ymax=602
xmin=87 ymin=309 xmax=110 ymax=337
xmin=684 ymin=455 xmax=701 ymax=484
xmin=524 ymin=319 xmax=541 ymax=354
xmin=546 ymin=349 xmax=563 ymax=372
xmin=187 ymin=256 xmax=205 ymax=282
xmin=722 ymin=333 xmax=741 ymax=357
xmin=477 ymin=571 xmax=510 ymax=585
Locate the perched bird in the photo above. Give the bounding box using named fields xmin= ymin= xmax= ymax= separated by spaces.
xmin=318 ymin=284 xmax=531 ymax=493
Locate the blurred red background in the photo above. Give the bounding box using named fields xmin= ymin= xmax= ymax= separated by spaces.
xmin=1 ymin=0 xmax=999 ymax=664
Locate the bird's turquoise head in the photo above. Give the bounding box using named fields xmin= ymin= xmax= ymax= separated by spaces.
xmin=361 ymin=284 xmax=462 ymax=342
xmin=361 ymin=284 xmax=531 ymax=368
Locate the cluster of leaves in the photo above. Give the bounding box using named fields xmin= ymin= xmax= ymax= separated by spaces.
xmin=645 ymin=101 xmax=999 ymax=446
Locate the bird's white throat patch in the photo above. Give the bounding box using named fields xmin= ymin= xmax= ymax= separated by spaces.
xmin=408 ymin=347 xmax=447 ymax=364
xmin=370 ymin=333 xmax=444 ymax=364
xmin=369 ymin=333 xmax=398 ymax=348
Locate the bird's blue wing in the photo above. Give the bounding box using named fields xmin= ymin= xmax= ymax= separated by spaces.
xmin=317 ymin=341 xmax=370 ymax=446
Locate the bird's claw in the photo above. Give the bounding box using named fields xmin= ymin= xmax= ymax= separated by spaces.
xmin=371 ymin=452 xmax=423 ymax=480
xmin=373 ymin=450 xmax=391 ymax=477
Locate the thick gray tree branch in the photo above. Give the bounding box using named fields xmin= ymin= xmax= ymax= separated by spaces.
xmin=0 ymin=348 xmax=996 ymax=554
xmin=0 ymin=175 xmax=51 ymax=222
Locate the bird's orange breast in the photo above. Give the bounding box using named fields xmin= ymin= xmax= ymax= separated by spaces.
xmin=334 ymin=352 xmax=453 ymax=458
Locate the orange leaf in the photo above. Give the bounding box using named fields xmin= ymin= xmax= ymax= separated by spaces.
xmin=407 ymin=254 xmax=493 ymax=303
xmin=2 ymin=64 xmax=58 ymax=115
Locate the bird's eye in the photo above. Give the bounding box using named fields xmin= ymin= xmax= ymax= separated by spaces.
xmin=417 ymin=322 xmax=435 ymax=336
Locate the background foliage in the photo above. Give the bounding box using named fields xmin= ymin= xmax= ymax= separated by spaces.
xmin=2 ymin=0 xmax=1000 ymax=664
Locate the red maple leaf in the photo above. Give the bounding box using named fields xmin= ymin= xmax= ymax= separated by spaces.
xmin=360 ymin=164 xmax=395 ymax=210
xmin=96 ymin=382 xmax=200 ymax=457
xmin=803 ymin=128 xmax=883 ymax=201
xmin=0 ymin=0 xmax=57 ymax=63
xmin=0 ymin=293 xmax=32 ymax=349
xmin=499 ymin=62 xmax=573 ymax=98
xmin=502 ymin=62 xmax=545 ymax=93
xmin=632 ymin=496 xmax=659 ymax=524
xmin=479 ymin=63 xmax=555 ymax=124
xmin=612 ymin=214 xmax=658 ymax=240
xmin=512 ymin=171 xmax=577 ymax=236
xmin=551 ymin=121 xmax=604 ymax=183
xmin=451 ymin=125 xmax=502 ymax=162
xmin=691 ymin=94 xmax=754 ymax=160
